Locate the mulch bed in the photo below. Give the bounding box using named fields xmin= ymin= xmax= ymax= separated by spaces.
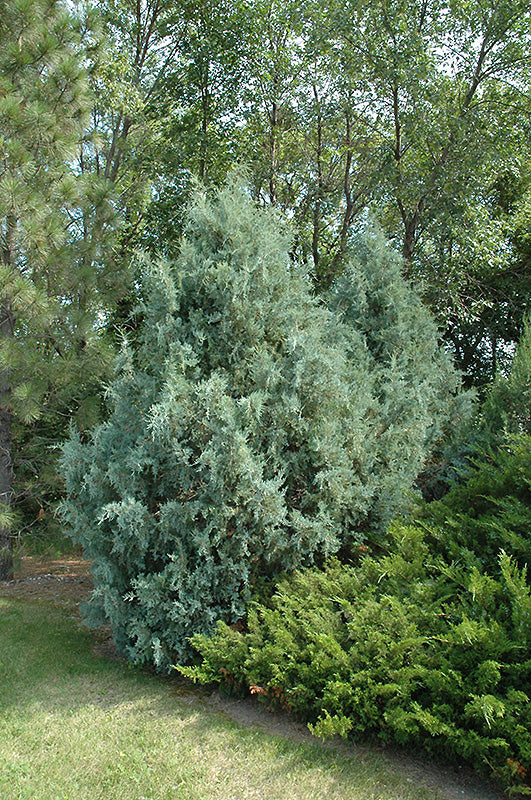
xmin=0 ymin=556 xmax=93 ymax=603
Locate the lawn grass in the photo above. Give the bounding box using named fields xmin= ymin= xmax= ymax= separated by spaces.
xmin=0 ymin=596 xmax=485 ymax=800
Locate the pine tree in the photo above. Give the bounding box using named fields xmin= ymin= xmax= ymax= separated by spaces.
xmin=0 ymin=0 xmax=118 ymax=578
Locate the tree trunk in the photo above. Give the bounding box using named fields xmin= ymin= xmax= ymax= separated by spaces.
xmin=402 ymin=219 xmax=416 ymax=263
xmin=199 ymin=61 xmax=210 ymax=181
xmin=0 ymin=409 xmax=13 ymax=581
xmin=0 ymin=300 xmax=14 ymax=581
xmin=269 ymin=100 xmax=278 ymax=204
xmin=311 ymin=85 xmax=323 ymax=276
xmin=0 ymin=211 xmax=15 ymax=581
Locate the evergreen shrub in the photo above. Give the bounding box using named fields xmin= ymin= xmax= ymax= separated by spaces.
xmin=183 ymin=517 xmax=531 ymax=794
xmin=416 ymin=436 xmax=531 ymax=575
xmin=328 ymin=227 xmax=472 ymax=524
xmin=61 ymin=183 xmax=463 ymax=670
xmin=481 ymin=314 xmax=531 ymax=445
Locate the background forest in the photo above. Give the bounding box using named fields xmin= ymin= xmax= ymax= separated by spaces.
xmin=2 ymin=0 xmax=531 ymax=793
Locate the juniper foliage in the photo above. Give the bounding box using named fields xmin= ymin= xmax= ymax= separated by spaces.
xmin=329 ymin=225 xmax=471 ymax=526
xmin=61 ymin=185 xmax=463 ymax=669
xmin=183 ymin=527 xmax=531 ymax=794
xmin=480 ymin=313 xmax=531 ymax=444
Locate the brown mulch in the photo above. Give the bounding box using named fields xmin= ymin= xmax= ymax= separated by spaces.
xmin=0 ymin=555 xmax=93 ymax=603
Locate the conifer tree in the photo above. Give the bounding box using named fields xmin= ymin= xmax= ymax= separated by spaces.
xmin=61 ymin=184 xmax=465 ymax=670
xmin=480 ymin=313 xmax=531 ymax=444
xmin=329 ymin=225 xmax=472 ymax=526
xmin=0 ymin=0 xmax=118 ymax=578
xmin=61 ymin=184 xmax=373 ymax=667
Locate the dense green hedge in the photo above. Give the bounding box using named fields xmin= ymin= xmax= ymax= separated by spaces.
xmin=181 ymin=439 xmax=531 ymax=794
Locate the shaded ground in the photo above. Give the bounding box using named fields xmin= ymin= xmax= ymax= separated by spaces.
xmin=1 ymin=555 xmax=92 ymax=603
xmin=0 ymin=556 xmax=506 ymax=800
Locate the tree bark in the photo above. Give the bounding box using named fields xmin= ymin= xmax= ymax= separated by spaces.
xmin=402 ymin=215 xmax=418 ymax=263
xmin=199 ymin=65 xmax=210 ymax=181
xmin=0 ymin=211 xmax=15 ymax=580
xmin=311 ymin=84 xmax=323 ymax=275
xmin=269 ymin=99 xmax=278 ymax=205
xmin=0 ymin=299 xmax=14 ymax=581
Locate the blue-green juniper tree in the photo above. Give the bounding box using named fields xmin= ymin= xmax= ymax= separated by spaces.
xmin=61 ymin=184 xmax=465 ymax=670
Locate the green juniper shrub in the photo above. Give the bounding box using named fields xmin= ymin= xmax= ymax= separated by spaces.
xmin=480 ymin=314 xmax=531 ymax=446
xmin=182 ymin=523 xmax=531 ymax=794
xmin=416 ymin=435 xmax=531 ymax=575
xmin=61 ymin=182 xmax=464 ymax=671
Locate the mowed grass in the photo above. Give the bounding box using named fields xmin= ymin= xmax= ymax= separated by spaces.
xmin=0 ymin=598 xmax=461 ymax=800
